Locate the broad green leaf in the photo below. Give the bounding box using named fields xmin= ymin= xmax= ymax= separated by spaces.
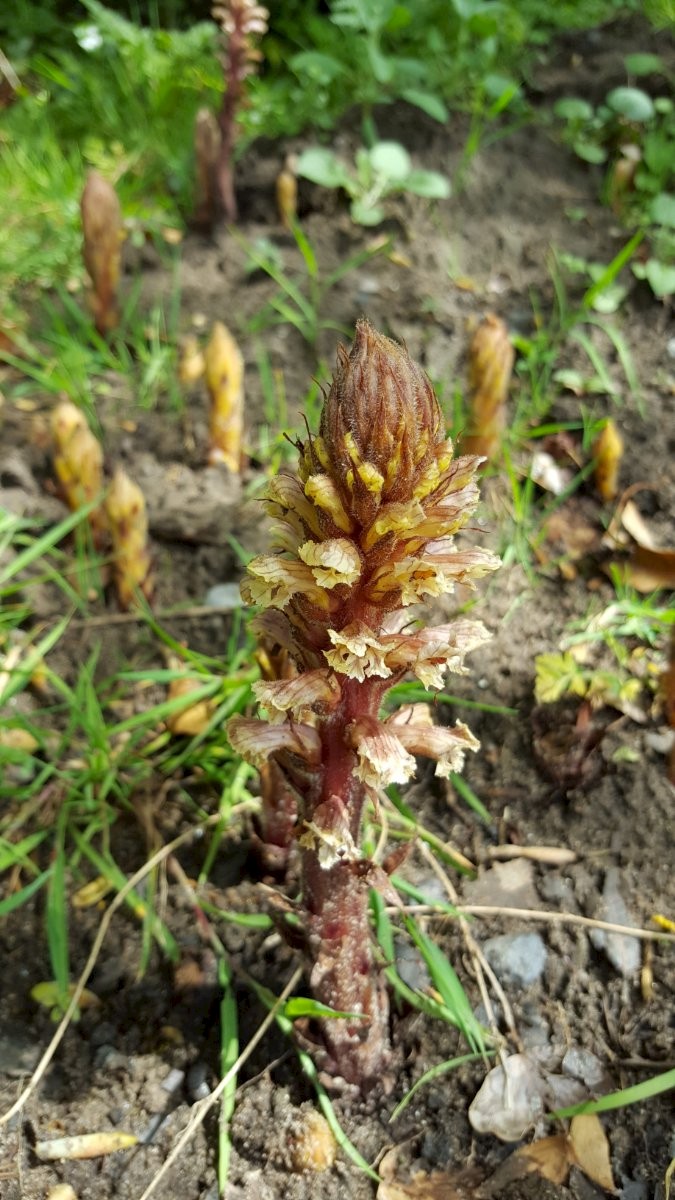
xmin=404 ymin=169 xmax=451 ymax=199
xmin=368 ymin=141 xmax=411 ymax=181
xmin=624 ymin=52 xmax=663 ymax=76
xmin=400 ymin=88 xmax=448 ymax=122
xmin=650 ymin=193 xmax=675 ymax=228
xmin=554 ymin=97 xmax=594 ymax=122
xmin=573 ymin=139 xmax=607 ymax=164
xmin=295 ymin=147 xmax=351 ymax=190
xmin=289 ymin=50 xmax=346 ymax=85
xmin=534 ymin=652 xmax=587 ymax=704
xmin=634 ymin=258 xmax=675 ymax=297
xmin=606 ymin=87 xmax=655 ymax=122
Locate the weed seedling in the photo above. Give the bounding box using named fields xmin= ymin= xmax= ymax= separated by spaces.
xmin=296 ymin=140 xmax=451 ymax=226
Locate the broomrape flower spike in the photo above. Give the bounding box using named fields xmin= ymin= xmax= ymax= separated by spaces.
xmin=228 ymin=320 xmax=499 ymax=1089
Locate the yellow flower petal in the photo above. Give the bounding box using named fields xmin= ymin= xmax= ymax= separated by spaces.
xmin=298 ymin=538 xmax=362 ymax=588
xmin=304 ymin=474 xmax=354 ymax=533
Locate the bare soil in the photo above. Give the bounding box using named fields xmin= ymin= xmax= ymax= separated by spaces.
xmin=1 ymin=16 xmax=674 ymax=1200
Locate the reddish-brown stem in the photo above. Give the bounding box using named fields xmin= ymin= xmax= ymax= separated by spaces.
xmin=299 ymin=675 xmax=391 ymax=1088
xmin=216 ymin=26 xmax=245 ymax=221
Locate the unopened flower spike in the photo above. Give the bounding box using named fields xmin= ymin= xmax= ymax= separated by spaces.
xmin=228 ymin=319 xmax=499 ymax=1089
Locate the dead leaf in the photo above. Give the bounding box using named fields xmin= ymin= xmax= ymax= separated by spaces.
xmin=627 ymin=544 xmax=675 ymax=593
xmin=166 ymin=676 xmax=214 ymax=736
xmin=544 ymin=505 xmax=599 ymax=562
xmin=479 ymin=1135 xmax=571 ymax=1196
xmin=569 ymin=1114 xmax=616 ymax=1192
xmin=608 ymin=496 xmax=675 ymax=592
xmin=378 ymin=1150 xmax=481 ymax=1200
xmin=619 ymin=499 xmax=658 ymax=549
xmin=72 ymin=876 xmax=113 ymax=907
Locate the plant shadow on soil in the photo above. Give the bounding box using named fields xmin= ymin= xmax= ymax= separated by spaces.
xmin=1 ymin=18 xmax=674 ymax=1200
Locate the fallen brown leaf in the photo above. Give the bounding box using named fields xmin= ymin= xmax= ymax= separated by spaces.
xmin=569 ymin=1114 xmax=616 ymax=1192
xmin=627 ymin=544 xmax=675 ymax=593
xmin=479 ymin=1134 xmax=571 ymax=1195
xmin=378 ymin=1168 xmax=480 ymax=1200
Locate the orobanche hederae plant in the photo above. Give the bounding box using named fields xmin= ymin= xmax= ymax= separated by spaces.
xmin=228 ymin=320 xmax=499 ymax=1090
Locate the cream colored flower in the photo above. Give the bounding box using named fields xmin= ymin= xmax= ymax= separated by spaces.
xmin=241 ymin=555 xmax=328 ymax=610
xmin=227 ymin=715 xmax=321 ymax=767
xmin=303 ymin=474 xmax=354 ymax=533
xmin=298 ymin=538 xmax=362 ymax=589
xmin=324 ymin=622 xmax=391 ymax=681
xmin=381 ymin=620 xmax=490 ymax=689
xmin=253 ymin=668 xmax=341 ymax=720
xmin=389 ymin=705 xmax=480 ymax=777
xmin=348 ymin=718 xmax=417 ymax=789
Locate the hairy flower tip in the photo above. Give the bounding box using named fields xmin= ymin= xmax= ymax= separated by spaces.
xmin=315 ymin=319 xmax=445 ymax=526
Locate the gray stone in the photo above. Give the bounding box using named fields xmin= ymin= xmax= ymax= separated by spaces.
xmin=482 ymin=932 xmax=548 ymax=987
xmin=204 ymin=582 xmax=243 ymax=609
xmin=562 ymin=1046 xmax=606 ymax=1088
xmin=591 ymin=868 xmax=641 ymax=977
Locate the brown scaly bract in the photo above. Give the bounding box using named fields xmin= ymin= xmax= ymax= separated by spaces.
xmin=228 ymin=320 xmax=500 ymax=1089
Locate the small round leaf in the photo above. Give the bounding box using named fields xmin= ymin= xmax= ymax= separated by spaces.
xmin=368 ymin=141 xmax=411 ymax=181
xmin=606 ymin=87 xmax=655 ymax=122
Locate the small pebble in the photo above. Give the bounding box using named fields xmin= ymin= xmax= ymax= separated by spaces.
xmin=161 ymin=1067 xmax=185 ymax=1096
xmin=562 ymin=1047 xmax=605 ymax=1089
xmin=89 ymin=1022 xmax=116 ymax=1048
xmin=187 ymin=1060 xmax=211 ymax=1101
xmin=394 ymin=940 xmax=431 ymax=992
xmin=47 ymin=1187 xmax=78 ymax=1200
xmin=591 ymin=869 xmax=641 ymax=977
xmin=482 ymin=932 xmax=548 ymax=987
xmin=204 ymin=583 xmax=242 ymax=609
xmin=93 ymin=1045 xmax=125 ymax=1071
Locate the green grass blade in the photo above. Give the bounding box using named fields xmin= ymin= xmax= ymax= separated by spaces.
xmin=581 ymin=230 xmax=644 ymax=311
xmin=46 ymin=808 xmax=70 ymax=1008
xmin=390 ymin=1052 xmax=489 ymax=1121
xmin=72 ymin=830 xmax=179 ymax=961
xmin=448 ymin=773 xmax=492 ymax=824
xmin=0 ymin=868 xmax=51 ymax=916
xmin=403 ymin=916 xmax=485 ymax=1053
xmin=552 ymin=1068 xmax=675 ymax=1119
xmin=218 ymin=955 xmax=238 ymax=1196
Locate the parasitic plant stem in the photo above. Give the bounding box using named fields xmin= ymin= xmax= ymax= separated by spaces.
xmin=229 ymin=321 xmax=499 ymax=1088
